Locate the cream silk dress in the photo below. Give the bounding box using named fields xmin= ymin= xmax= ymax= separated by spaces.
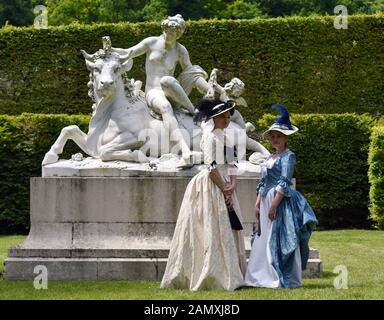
xmin=160 ymin=128 xmax=246 ymax=291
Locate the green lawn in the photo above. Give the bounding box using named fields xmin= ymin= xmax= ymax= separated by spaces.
xmin=0 ymin=230 xmax=383 ymax=300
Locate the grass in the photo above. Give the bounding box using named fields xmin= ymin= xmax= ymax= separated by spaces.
xmin=0 ymin=230 xmax=383 ymax=300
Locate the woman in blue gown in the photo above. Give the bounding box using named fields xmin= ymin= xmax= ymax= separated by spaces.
xmin=244 ymin=104 xmax=317 ymax=288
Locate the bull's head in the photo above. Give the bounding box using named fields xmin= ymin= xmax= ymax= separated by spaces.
xmin=81 ymin=36 xmax=133 ymax=98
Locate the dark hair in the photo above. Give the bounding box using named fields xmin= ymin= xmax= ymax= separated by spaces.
xmin=194 ymin=99 xmax=235 ymax=124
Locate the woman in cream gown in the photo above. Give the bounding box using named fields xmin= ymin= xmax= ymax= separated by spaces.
xmin=160 ymin=99 xmax=246 ymax=291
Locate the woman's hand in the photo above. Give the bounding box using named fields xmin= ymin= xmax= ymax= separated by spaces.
xmin=268 ymin=205 xmax=277 ymax=221
xmin=255 ymin=203 xmax=260 ymax=219
xmin=268 ymin=192 xmax=283 ymax=221
xmin=205 ymin=85 xmax=216 ymax=100
xmin=223 ymin=182 xmax=235 ymax=196
xmin=225 ymin=194 xmax=233 ymax=208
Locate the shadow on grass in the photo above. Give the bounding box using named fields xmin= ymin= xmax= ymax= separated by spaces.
xmin=236 ymin=271 xmax=335 ymax=291
xmin=319 ymin=271 xmax=335 ymax=279
xmin=302 ymin=282 xmax=334 ymax=289
xmin=236 ymin=283 xmax=334 ymax=291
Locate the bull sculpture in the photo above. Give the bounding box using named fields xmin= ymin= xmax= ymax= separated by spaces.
xmin=42 ymin=37 xmax=269 ymax=167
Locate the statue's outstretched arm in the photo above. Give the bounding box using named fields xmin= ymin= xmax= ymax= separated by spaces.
xmin=112 ymin=38 xmax=151 ymax=59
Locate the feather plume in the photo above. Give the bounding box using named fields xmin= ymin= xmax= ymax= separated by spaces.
xmin=194 ymin=99 xmax=223 ymax=123
xmin=272 ymin=104 xmax=292 ymax=129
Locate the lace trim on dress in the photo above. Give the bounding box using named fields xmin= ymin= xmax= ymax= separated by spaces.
xmin=276 ymin=175 xmax=293 ymax=197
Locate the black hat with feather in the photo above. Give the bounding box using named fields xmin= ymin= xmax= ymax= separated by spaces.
xmin=194 ymin=99 xmax=235 ymax=123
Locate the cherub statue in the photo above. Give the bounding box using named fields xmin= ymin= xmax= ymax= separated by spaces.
xmin=206 ymin=69 xmax=255 ymax=133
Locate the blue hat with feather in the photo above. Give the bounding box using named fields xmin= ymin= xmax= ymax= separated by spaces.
xmin=263 ymin=104 xmax=299 ymax=138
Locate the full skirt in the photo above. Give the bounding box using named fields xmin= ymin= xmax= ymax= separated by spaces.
xmin=244 ymin=188 xmax=303 ymax=288
xmin=160 ymin=169 xmax=246 ymax=291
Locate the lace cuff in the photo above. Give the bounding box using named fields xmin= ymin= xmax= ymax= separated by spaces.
xmin=276 ymin=176 xmax=293 ymax=197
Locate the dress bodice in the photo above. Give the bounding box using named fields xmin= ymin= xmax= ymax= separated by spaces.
xmin=200 ymin=128 xmax=237 ymax=173
xmin=260 ymin=157 xmax=277 ymax=178
xmin=257 ymin=149 xmax=296 ymax=198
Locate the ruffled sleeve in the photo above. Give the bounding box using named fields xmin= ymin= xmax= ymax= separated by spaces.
xmin=201 ymin=132 xmax=217 ymax=172
xmin=275 ymin=152 xmax=296 ymax=197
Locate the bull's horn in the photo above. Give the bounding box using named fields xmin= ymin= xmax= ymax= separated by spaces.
xmin=81 ymin=49 xmax=96 ymax=61
xmin=119 ymin=49 xmax=132 ymax=62
xmin=85 ymin=59 xmax=96 ymax=71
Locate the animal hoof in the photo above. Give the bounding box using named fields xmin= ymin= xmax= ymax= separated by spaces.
xmin=176 ymin=156 xmax=193 ymax=169
xmin=135 ymin=150 xmax=150 ymax=163
xmin=42 ymin=151 xmax=59 ymax=165
xmin=191 ymin=151 xmax=203 ymax=165
xmin=248 ymin=152 xmax=268 ymax=165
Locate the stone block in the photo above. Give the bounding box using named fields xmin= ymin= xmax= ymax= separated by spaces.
xmin=97 ymin=258 xmax=167 ymax=281
xmin=302 ymin=259 xmax=323 ymax=278
xmin=4 ymin=258 xmax=98 ymax=280
xmin=5 ymin=173 xmax=322 ymax=281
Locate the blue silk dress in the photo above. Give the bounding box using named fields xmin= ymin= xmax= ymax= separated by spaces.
xmin=245 ymin=149 xmax=317 ymax=288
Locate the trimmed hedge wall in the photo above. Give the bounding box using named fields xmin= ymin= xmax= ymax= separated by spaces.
xmin=0 ymin=113 xmax=376 ymax=233
xmin=255 ymin=113 xmax=375 ymax=229
xmin=368 ymin=121 xmax=384 ymax=229
xmin=0 ymin=113 xmax=89 ymax=234
xmin=0 ymin=15 xmax=384 ymax=118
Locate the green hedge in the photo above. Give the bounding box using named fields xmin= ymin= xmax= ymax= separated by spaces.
xmin=368 ymin=121 xmax=384 ymax=229
xmin=255 ymin=113 xmax=375 ymax=229
xmin=0 ymin=113 xmax=377 ymax=233
xmin=0 ymin=15 xmax=383 ymax=118
xmin=0 ymin=113 xmax=89 ymax=234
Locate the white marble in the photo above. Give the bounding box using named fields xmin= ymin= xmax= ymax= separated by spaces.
xmin=42 ymin=15 xmax=269 ymax=170
xmin=42 ymin=155 xmax=261 ymax=177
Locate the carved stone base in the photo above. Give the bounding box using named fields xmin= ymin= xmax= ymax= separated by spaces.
xmin=5 ymin=247 xmax=322 ymax=281
xmin=4 ymin=168 xmax=322 ymax=281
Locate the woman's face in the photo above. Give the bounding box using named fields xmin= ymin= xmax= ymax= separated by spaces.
xmin=213 ymin=111 xmax=231 ymax=129
xmin=269 ymin=130 xmax=288 ymax=150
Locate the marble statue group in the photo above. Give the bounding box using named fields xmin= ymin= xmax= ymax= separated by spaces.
xmin=42 ymin=14 xmax=269 ymax=169
xmin=4 ymin=14 xmax=322 ymax=286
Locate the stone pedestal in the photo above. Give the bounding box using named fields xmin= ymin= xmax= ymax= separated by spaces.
xmin=4 ymin=160 xmax=322 ymax=280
